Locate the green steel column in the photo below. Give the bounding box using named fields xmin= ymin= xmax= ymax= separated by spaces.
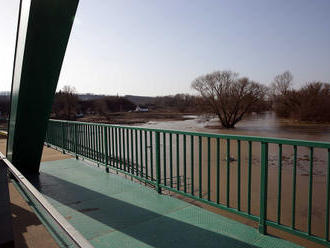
xmin=6 ymin=0 xmax=79 ymax=175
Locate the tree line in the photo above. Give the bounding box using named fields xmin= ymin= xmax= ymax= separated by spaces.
xmin=0 ymin=71 xmax=329 ymax=128
xmin=192 ymin=70 xmax=329 ymax=128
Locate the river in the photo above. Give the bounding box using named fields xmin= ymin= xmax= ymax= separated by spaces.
xmin=139 ymin=111 xmax=330 ymax=142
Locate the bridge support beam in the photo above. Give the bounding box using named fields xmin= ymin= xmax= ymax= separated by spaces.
xmin=6 ymin=0 xmax=79 ymax=175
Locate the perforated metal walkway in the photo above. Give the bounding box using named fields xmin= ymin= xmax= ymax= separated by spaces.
xmin=38 ymin=158 xmax=301 ymax=248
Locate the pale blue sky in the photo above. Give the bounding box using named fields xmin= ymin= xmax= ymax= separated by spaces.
xmin=1 ymin=0 xmax=330 ymax=96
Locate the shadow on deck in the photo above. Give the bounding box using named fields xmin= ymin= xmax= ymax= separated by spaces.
xmin=31 ymin=158 xmax=300 ymax=248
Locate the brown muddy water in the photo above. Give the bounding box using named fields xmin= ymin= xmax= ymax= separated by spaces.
xmin=135 ymin=112 xmax=330 ymax=247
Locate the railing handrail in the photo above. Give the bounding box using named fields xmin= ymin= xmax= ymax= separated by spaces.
xmin=0 ymin=152 xmax=93 ymax=248
xmin=46 ymin=119 xmax=330 ymax=246
xmin=49 ymin=119 xmax=330 ymax=148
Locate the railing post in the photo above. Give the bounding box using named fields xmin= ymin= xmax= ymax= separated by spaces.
xmin=259 ymin=142 xmax=268 ymax=234
xmin=155 ymin=131 xmax=161 ymax=194
xmin=74 ymin=123 xmax=78 ymax=159
xmin=62 ymin=122 xmax=65 ymax=154
xmin=104 ymin=126 xmax=109 ymax=173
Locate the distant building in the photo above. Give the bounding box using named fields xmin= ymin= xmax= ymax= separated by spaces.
xmin=135 ymin=105 xmax=149 ymax=112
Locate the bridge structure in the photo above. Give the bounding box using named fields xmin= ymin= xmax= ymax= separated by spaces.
xmin=0 ymin=0 xmax=330 ymax=247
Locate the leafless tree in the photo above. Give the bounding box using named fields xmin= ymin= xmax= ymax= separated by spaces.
xmin=271 ymin=71 xmax=293 ymax=96
xmin=192 ymin=70 xmax=267 ymax=128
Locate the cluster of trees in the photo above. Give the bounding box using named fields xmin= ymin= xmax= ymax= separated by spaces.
xmin=270 ymin=71 xmax=330 ymax=122
xmin=151 ymin=94 xmax=207 ymax=113
xmin=52 ymin=86 xmax=136 ymax=120
xmin=192 ymin=70 xmax=329 ymax=128
xmin=51 ymin=86 xmax=208 ymax=120
xmin=1 ymin=72 xmax=329 ymax=128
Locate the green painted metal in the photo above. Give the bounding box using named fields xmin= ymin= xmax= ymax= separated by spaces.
xmin=149 ymin=131 xmax=153 ymax=180
xmin=163 ymin=132 xmax=166 ymax=186
xmin=155 ymin=132 xmax=161 ymax=193
xmin=126 ymin=129 xmax=129 ymax=172
xmin=104 ymin=127 xmax=109 ymax=172
xmin=277 ymin=144 xmax=282 ymax=224
xmin=176 ymin=134 xmax=180 ymax=190
xmin=199 ymin=136 xmax=202 ymax=199
xmin=248 ymin=141 xmax=252 ymax=215
xmin=39 ymin=159 xmax=302 ymax=248
xmin=190 ymin=135 xmax=194 ymax=196
xmin=226 ymin=139 xmax=230 ymax=207
xmin=207 ymin=137 xmax=211 ymax=201
xmin=259 ymin=142 xmax=268 ymax=235
xmin=139 ymin=130 xmax=143 ymax=176
xmin=6 ymin=0 xmax=79 ymax=175
xmin=183 ymin=134 xmax=187 ymax=193
xmin=45 ymin=119 xmax=330 ymax=246
xmin=135 ymin=129 xmax=138 ymax=174
xmin=292 ymin=145 xmax=297 ymax=229
xmin=308 ymin=147 xmax=314 ymax=235
xmin=216 ymin=137 xmax=220 ymax=204
xmin=145 ymin=131 xmax=149 ymax=178
xmin=170 ymin=133 xmax=173 ymax=187
xmin=326 ymin=149 xmax=330 ymax=241
xmin=130 ymin=129 xmax=133 ymax=173
xmin=237 ymin=140 xmax=241 ymax=211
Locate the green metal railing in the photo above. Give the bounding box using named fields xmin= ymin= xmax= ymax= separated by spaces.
xmin=45 ymin=119 xmax=330 ymax=246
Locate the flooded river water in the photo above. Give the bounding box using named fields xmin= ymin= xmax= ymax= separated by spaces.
xmin=136 ymin=112 xmax=330 ymax=246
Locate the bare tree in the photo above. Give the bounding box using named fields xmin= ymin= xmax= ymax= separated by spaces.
xmin=271 ymin=71 xmax=293 ymax=96
xmin=192 ymin=71 xmax=267 ymax=128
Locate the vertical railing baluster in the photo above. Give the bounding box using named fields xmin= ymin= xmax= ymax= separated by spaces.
xmin=123 ymin=129 xmax=126 ymax=171
xmin=104 ymin=126 xmax=109 ymax=172
xmin=176 ymin=134 xmax=180 ymax=190
xmin=155 ymin=131 xmax=161 ymax=193
xmin=92 ymin=125 xmax=96 ymax=160
xmin=292 ymin=145 xmax=297 ymax=229
xmin=237 ymin=140 xmax=241 ymax=211
xmin=199 ymin=136 xmax=202 ymax=199
xmin=183 ymin=134 xmax=187 ymax=193
xmin=277 ymin=144 xmax=282 ymax=223
xmin=115 ymin=128 xmax=119 ymax=168
xmin=150 ymin=131 xmax=153 ymax=180
xmin=130 ymin=129 xmax=134 ymax=173
xmin=226 ymin=139 xmax=230 ymax=207
xmin=207 ymin=137 xmax=211 ymax=201
xmin=216 ymin=137 xmax=220 ymax=204
xmin=248 ymin=141 xmax=252 ymax=215
xmin=259 ymin=142 xmax=269 ymax=234
xmin=74 ymin=123 xmax=78 ymax=159
xmin=191 ymin=135 xmax=194 ymax=195
xmin=308 ymin=147 xmax=314 ymax=235
xmin=119 ymin=128 xmax=123 ymax=169
xmin=325 ymin=148 xmax=330 ymax=241
xmin=61 ymin=122 xmax=65 ymax=153
xmin=145 ymin=131 xmax=149 ymax=179
xmin=140 ymin=130 xmax=143 ymax=177
xmin=170 ymin=133 xmax=173 ymax=187
xmin=163 ymin=132 xmax=166 ymax=186
xmin=97 ymin=126 xmax=101 ymax=162
xmin=111 ymin=127 xmax=114 ymax=166
xmin=126 ymin=129 xmax=129 ymax=173
xmin=135 ymin=129 xmax=138 ymax=175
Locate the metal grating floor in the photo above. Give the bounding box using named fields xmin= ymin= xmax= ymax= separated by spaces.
xmin=36 ymin=158 xmax=301 ymax=248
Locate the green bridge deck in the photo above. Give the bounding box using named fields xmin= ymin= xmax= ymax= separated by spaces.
xmin=37 ymin=158 xmax=301 ymax=248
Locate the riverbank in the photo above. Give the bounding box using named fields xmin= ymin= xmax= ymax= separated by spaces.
xmin=75 ymin=111 xmax=197 ymax=125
